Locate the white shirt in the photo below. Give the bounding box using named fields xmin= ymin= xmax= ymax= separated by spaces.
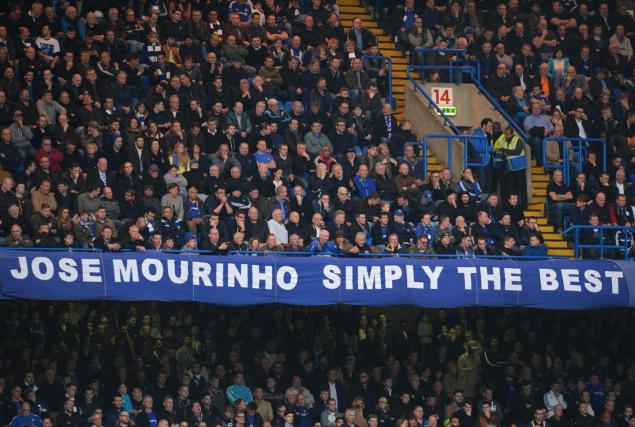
xmin=328 ymin=382 xmax=338 ymax=407
xmin=267 ymin=219 xmax=288 ymax=244
xmin=543 ymin=390 xmax=568 ymax=417
xmin=616 ymin=182 xmax=625 ymax=195
xmin=575 ymin=119 xmax=587 ymax=138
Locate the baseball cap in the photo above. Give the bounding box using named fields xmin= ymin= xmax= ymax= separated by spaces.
xmin=394 ymin=209 xmax=405 ymax=216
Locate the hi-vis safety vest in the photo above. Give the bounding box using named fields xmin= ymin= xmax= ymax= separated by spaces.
xmin=493 ymin=134 xmax=523 ymax=154
xmin=494 ymin=134 xmax=527 ymax=171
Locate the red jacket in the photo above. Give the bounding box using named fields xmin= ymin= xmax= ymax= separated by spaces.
xmin=35 ymin=147 xmax=64 ymax=173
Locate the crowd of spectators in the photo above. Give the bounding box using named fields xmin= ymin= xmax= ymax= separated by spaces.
xmin=387 ymin=0 xmax=635 ymax=256
xmin=0 ymin=0 xmax=566 ymax=258
xmin=0 ymin=303 xmax=634 ymax=427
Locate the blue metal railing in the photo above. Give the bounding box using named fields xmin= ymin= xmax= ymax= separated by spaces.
xmin=451 ymin=57 xmax=481 ymax=82
xmin=406 ymin=66 xmax=461 ymax=134
xmin=542 ymin=137 xmax=606 ymax=184
xmin=562 ymin=225 xmax=633 ymax=259
xmin=414 ymin=48 xmax=474 ymax=84
xmin=469 ymin=74 xmax=527 ymax=140
xmin=0 ymin=247 xmax=568 ymax=260
xmin=227 ymin=250 xmax=567 ymax=260
xmin=361 ymin=55 xmax=394 ymax=108
xmin=422 ymin=134 xmax=489 ymax=175
xmin=411 ymin=48 xmax=527 ymax=140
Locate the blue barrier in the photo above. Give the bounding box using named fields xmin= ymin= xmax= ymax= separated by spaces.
xmin=422 ymin=134 xmax=489 ymax=175
xmin=361 ymin=55 xmax=394 ymax=109
xmin=0 ymin=246 xmax=569 ymax=259
xmin=562 ymin=225 xmax=633 ymax=260
xmin=451 ymin=58 xmax=481 ymax=82
xmin=228 ymin=250 xmax=568 ymax=259
xmin=414 ymin=48 xmax=471 ymax=84
xmin=411 ymin=48 xmax=527 ymax=141
xmin=469 ymin=74 xmax=527 ymax=140
xmin=542 ymin=137 xmax=606 ymax=184
xmin=0 ymin=247 xmax=106 ymax=252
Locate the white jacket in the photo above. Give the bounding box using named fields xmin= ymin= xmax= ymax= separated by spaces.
xmin=543 ymin=390 xmax=567 ymax=417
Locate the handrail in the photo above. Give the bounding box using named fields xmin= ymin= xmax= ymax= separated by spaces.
xmin=403 ymin=140 xmax=428 ymax=179
xmin=0 ymin=247 xmax=568 ymax=259
xmin=451 ymin=58 xmax=481 ymax=82
xmin=361 ymin=55 xmax=393 ymax=107
xmin=468 ymin=73 xmax=528 ymax=140
xmin=542 ymin=137 xmax=606 ymax=184
xmin=415 ymin=48 xmax=469 ymax=85
xmin=228 ymin=250 xmax=567 ymax=259
xmin=412 ymin=48 xmax=527 ymax=140
xmin=562 ymin=225 xmax=633 ymax=260
xmin=406 ymin=66 xmax=461 ymax=134
xmin=0 ymin=247 xmax=106 ymax=252
xmin=422 ymin=134 xmax=489 ymax=175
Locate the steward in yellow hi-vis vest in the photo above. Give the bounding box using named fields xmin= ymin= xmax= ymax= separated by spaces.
xmin=493 ymin=127 xmax=528 ymax=209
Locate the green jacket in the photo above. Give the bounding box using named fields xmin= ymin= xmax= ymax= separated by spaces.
xmin=304 ymin=131 xmax=333 ymax=156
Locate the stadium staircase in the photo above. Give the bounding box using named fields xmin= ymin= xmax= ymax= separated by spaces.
xmin=337 ymin=0 xmax=573 ymax=257
xmin=339 ymin=0 xmax=444 ymax=177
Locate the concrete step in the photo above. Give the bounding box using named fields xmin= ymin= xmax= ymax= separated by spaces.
xmin=340 ymin=18 xmax=379 ymax=28
xmin=546 ymin=240 xmax=569 ymax=249
xmin=542 ymin=233 xmax=562 ymax=239
xmin=548 ymin=248 xmax=574 ymax=257
xmin=338 ymin=5 xmax=368 ymax=13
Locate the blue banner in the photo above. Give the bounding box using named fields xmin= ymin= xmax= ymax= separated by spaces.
xmin=0 ymin=250 xmax=633 ymax=309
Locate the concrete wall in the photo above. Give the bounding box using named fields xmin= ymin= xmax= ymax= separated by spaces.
xmin=422 ymin=83 xmax=473 ymax=128
xmin=405 ymin=81 xmax=464 ymax=180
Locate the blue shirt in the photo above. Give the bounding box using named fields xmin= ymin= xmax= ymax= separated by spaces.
xmin=402 ymin=9 xmax=418 ymax=30
xmin=229 ymin=1 xmax=252 ymax=21
xmin=309 ymin=238 xmax=340 ymax=256
xmin=226 ymin=384 xmax=254 ymax=403
xmin=353 ymin=175 xmax=377 ymax=199
xmin=254 ymin=151 xmax=274 ymax=165
xmin=522 ymin=244 xmax=548 ymax=257
xmin=523 ymin=114 xmax=554 ymax=134
xmin=10 ymin=414 xmax=43 ymax=427
xmin=469 ymin=128 xmax=493 ymax=164
xmin=415 ymin=222 xmax=434 ymax=240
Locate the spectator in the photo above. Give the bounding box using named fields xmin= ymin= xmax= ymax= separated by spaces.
xmin=547 ymin=169 xmax=573 ymax=229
